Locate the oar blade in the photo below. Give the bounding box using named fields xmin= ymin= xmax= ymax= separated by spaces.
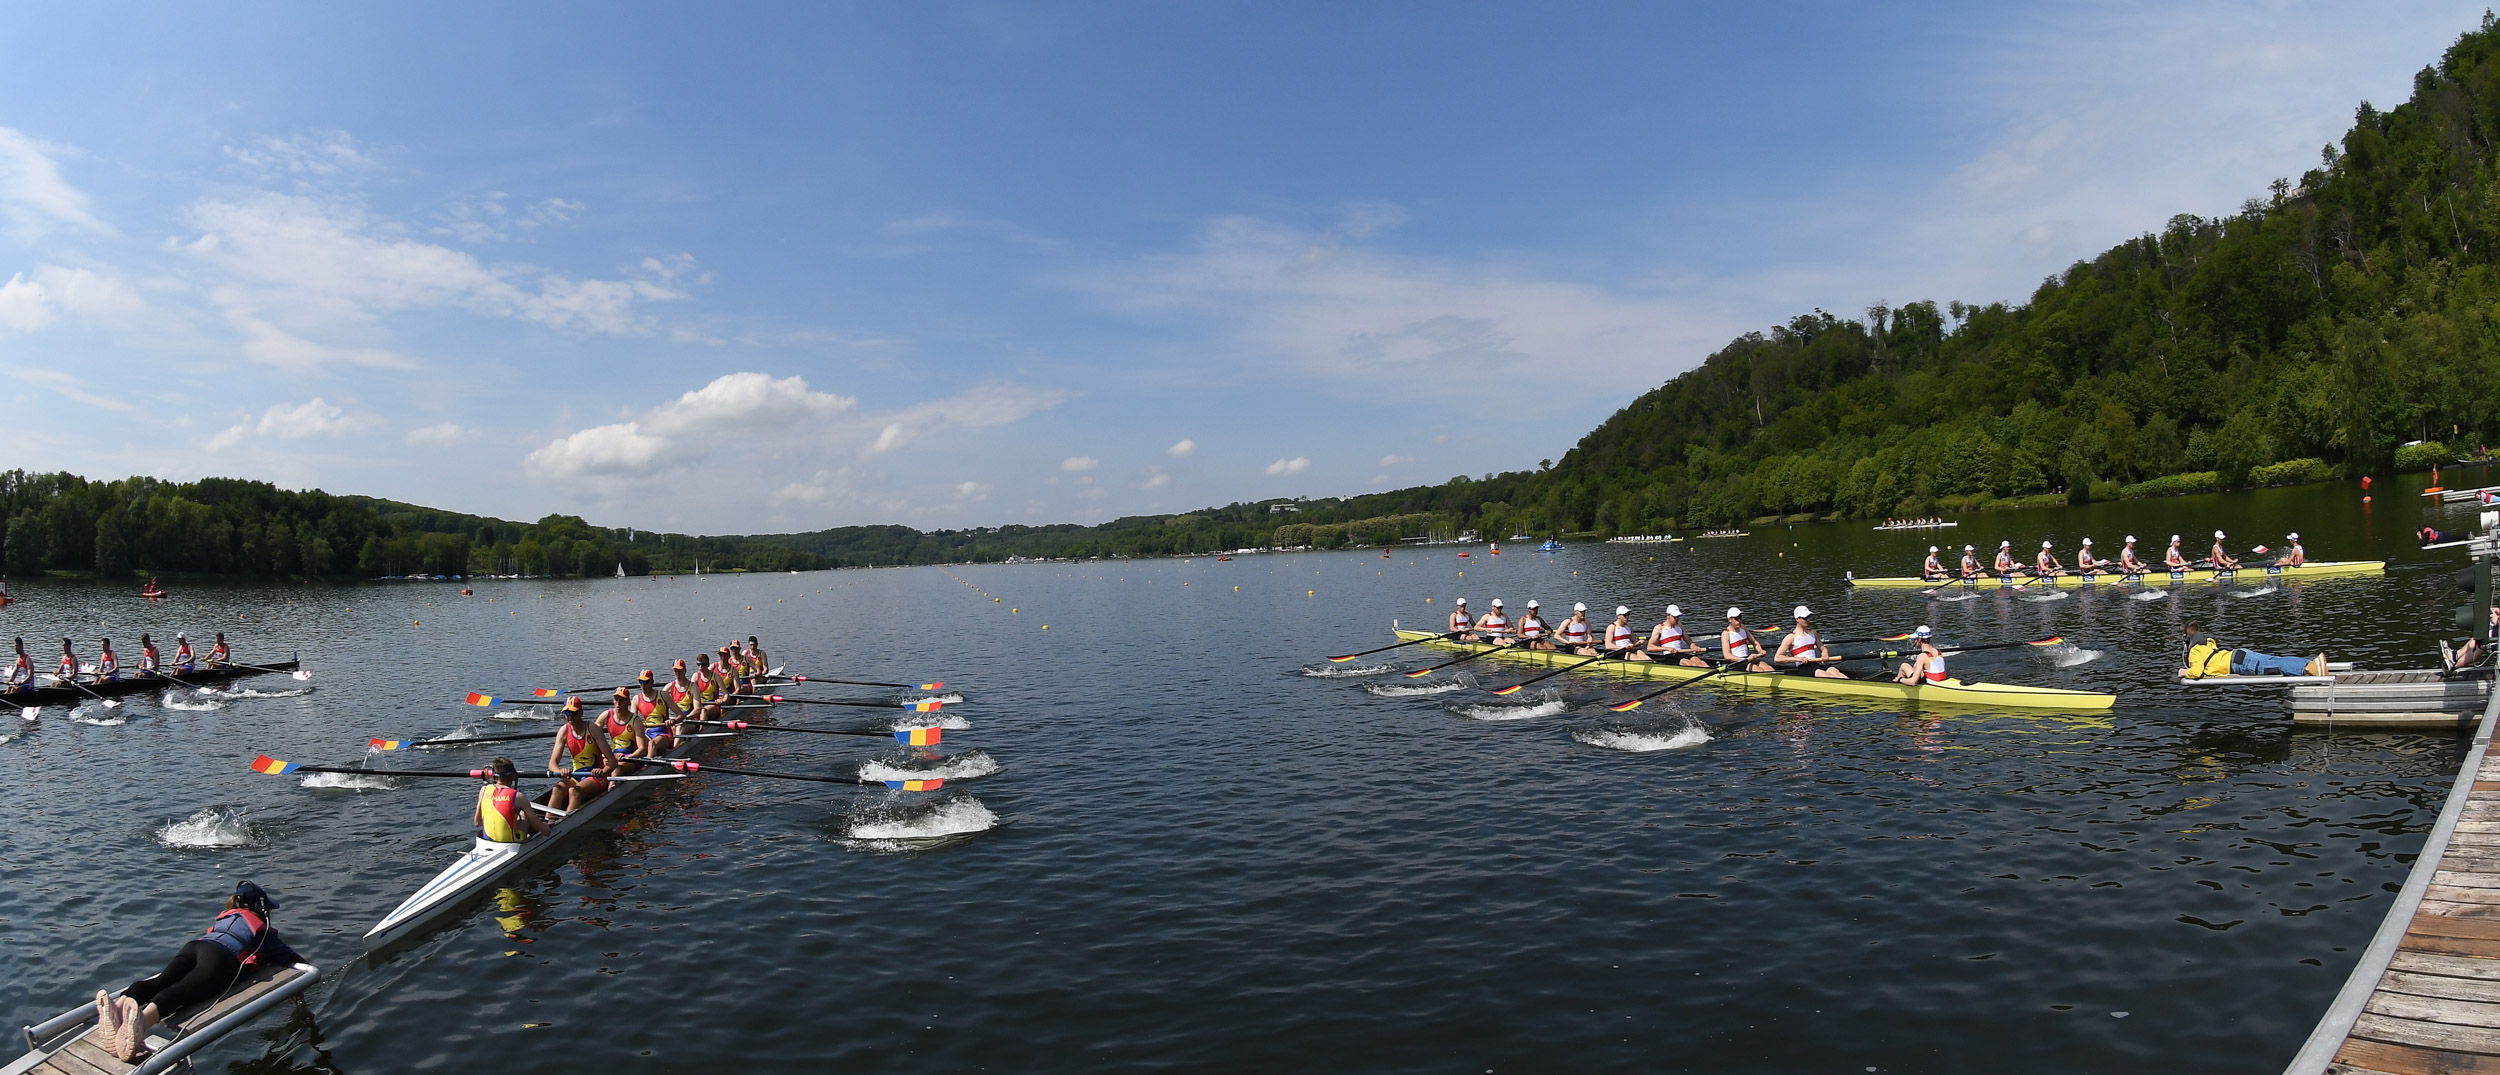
xmin=918 ymin=682 xmax=943 ymax=690
xmin=532 ymin=688 xmax=562 ymax=697
xmin=1489 ymin=684 xmax=1523 ymax=697
xmin=1402 ymin=668 xmax=1434 ymax=679
xmin=1326 ymin=654 xmax=1362 ymax=663
xmin=368 ymin=738 xmax=406 ymax=751
xmin=1607 ymin=699 xmax=1643 ymax=712
xmin=907 ymin=700 xmax=944 ymax=713
xmin=463 ymin=692 xmax=501 ymax=707
xmin=897 ymin=727 xmax=943 ymax=745
xmin=2028 ymin=636 xmax=2064 ymax=646
xmin=883 ymin=778 xmax=945 ymax=791
xmin=250 ymin=755 xmax=300 ymax=775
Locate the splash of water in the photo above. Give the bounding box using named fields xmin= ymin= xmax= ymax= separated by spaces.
xmin=71 ymin=705 xmax=126 ymax=726
xmin=842 ymin=798 xmax=1000 ymax=851
xmin=894 ymin=712 xmax=971 ymax=731
xmin=1301 ymin=663 xmax=1394 ymax=678
xmin=2045 ymin=643 xmax=2105 ymax=668
xmin=1573 ymin=725 xmax=1711 ymax=752
xmin=2018 ymin=590 xmax=2070 ymax=603
xmin=1449 ymin=689 xmax=1566 ymax=721
xmin=217 ymin=686 xmax=316 ymax=698
xmin=1928 ymin=590 xmax=1980 ymax=603
xmin=858 ymin=749 xmax=1001 ymax=782
xmin=2223 ymin=584 xmax=2279 ymax=599
xmin=2130 ymin=589 xmax=2171 ymax=602
xmin=156 ymin=807 xmax=253 ymax=849
xmin=301 ymin=771 xmax=401 ymax=791
xmin=904 ymin=693 xmax=966 ymax=705
xmin=1365 ymin=678 xmax=1471 ymax=696
xmin=160 ymin=692 xmax=224 ymax=712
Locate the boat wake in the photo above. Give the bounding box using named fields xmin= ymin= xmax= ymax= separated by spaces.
xmin=206 ymin=686 xmax=316 ymax=699
xmin=161 ymin=691 xmax=224 ymax=711
xmin=301 ymin=770 xmax=401 ymax=791
xmin=1573 ymin=723 xmax=1711 ymax=752
xmin=2045 ymin=643 xmax=2105 ymax=668
xmin=0 ymin=731 xmax=16 ymax=746
xmin=1365 ymin=673 xmax=1477 ymax=697
xmin=156 ymin=807 xmax=254 ymax=849
xmin=2129 ymin=589 xmax=2171 ymax=602
xmin=1448 ymin=689 xmax=1566 ymax=721
xmin=905 ymin=693 xmax=966 ymax=705
xmin=1927 ymin=590 xmax=1980 ymax=603
xmin=894 ymin=712 xmax=971 ymax=731
xmin=71 ymin=705 xmax=126 ymax=726
xmin=2017 ymin=589 xmax=2070 ymax=602
xmin=839 ymin=797 xmax=1000 ymax=852
xmin=858 ymin=749 xmax=1001 ymax=783
xmin=1301 ymin=662 xmax=1394 ymax=677
xmin=2224 ymin=584 xmax=2280 ymax=599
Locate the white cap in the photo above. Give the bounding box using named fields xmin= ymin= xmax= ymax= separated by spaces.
xmin=2287 ymin=532 xmax=2300 ymax=540
xmin=1490 ymin=598 xmax=1503 ymax=607
xmin=2171 ymin=535 xmax=2181 ymax=543
xmin=1454 ymin=597 xmax=1467 ymax=605
xmin=1793 ymin=605 xmax=1812 ymax=618
xmin=1526 ymin=599 xmax=1540 ymax=608
xmin=2041 ymin=540 xmax=2052 ymax=548
xmin=2000 ymin=540 xmax=2011 ymax=547
xmin=1913 ymin=625 xmax=1932 ymax=638
xmin=1615 ymin=605 xmax=1630 ymax=615
xmin=2125 ymin=535 xmax=2136 ymax=543
xmin=175 ymin=632 xmax=186 ymax=639
xmin=2081 ymin=537 xmax=2092 ymax=545
xmin=2214 ymin=530 xmax=2225 ymax=538
xmin=1929 ymin=545 xmax=1939 ymax=552
xmin=1963 ymin=544 xmax=1974 ymax=551
xmin=1726 ymin=606 xmax=1743 ymax=618
xmin=1572 ymin=602 xmax=1587 ymax=612
xmin=1664 ymin=604 xmax=1681 ymax=617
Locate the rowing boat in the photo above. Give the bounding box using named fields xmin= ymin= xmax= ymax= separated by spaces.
xmin=1846 ymin=561 xmax=2384 ymax=589
xmin=1390 ymin=630 xmax=2116 ymax=711
xmin=7 ymin=961 xmax=318 ymax=1075
xmin=361 ymin=689 xmax=775 ymax=949
xmin=1 ymin=660 xmax=298 ymax=708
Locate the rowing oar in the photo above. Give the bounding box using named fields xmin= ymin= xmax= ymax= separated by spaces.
xmin=249 ymin=755 xmax=575 ymax=779
xmin=366 ymin=729 xmax=565 ymax=750
xmin=55 ymin=676 xmax=121 ymax=710
xmin=226 ymin=663 xmax=316 ymax=681
xmin=772 ymin=675 xmax=945 ymax=690
xmin=751 ymin=694 xmax=944 ymax=712
xmin=616 ymin=756 xmax=946 ymax=790
xmin=681 ymin=718 xmax=943 ymax=744
xmin=1402 ymin=640 xmax=1518 ymax=678
xmin=1327 ymin=632 xmax=1458 ymax=663
xmin=1830 ymin=636 xmax=2066 ymax=662
xmin=1488 ymin=650 xmax=1617 ymax=695
xmin=1604 ymin=662 xmax=1746 ymax=712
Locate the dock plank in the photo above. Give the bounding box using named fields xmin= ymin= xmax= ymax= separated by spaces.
xmin=50 ymin=1036 xmax=131 ymax=1075
xmin=2392 ymin=951 xmax=2500 ymax=981
xmin=2351 ymin=1011 xmax=2500 ymax=1053
xmin=2365 ymin=991 xmax=2500 ymax=1030
xmin=2334 ymin=1035 xmax=2500 ymax=1073
xmin=2383 ymin=971 xmax=2500 ymax=1006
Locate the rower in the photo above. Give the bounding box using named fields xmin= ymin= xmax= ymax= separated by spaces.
xmin=632 ymin=670 xmax=676 ymax=748
xmin=2208 ymin=530 xmax=2241 ymax=571
xmin=2075 ymin=538 xmax=2098 ymax=573
xmin=2033 ymin=540 xmax=2063 ymax=578
xmin=1647 ymin=605 xmax=1706 ymax=667
xmin=1992 ymin=540 xmax=2018 ymax=578
xmin=2277 ymin=532 xmax=2306 ymax=567
xmin=207 ymin=632 xmax=231 ymax=667
xmin=1603 ymin=606 xmax=1647 ymax=661
xmin=2164 ymin=535 xmax=2189 ymax=570
xmin=1893 ymin=626 xmax=1947 ymax=685
xmin=745 ymin=636 xmax=769 ymax=679
xmin=138 ymin=634 xmax=160 ymax=677
xmin=601 ymin=688 xmax=648 ymax=761
xmin=57 ymin=638 xmax=79 ymax=684
xmin=692 ymin=654 xmax=720 ymax=704
xmin=477 ymin=757 xmax=550 ymax=844
xmin=95 ymin=638 xmax=119 ymax=682
xmin=173 ymin=633 xmax=196 ymax=673
xmin=2118 ymin=536 xmax=2147 ymax=574
xmin=1556 ymin=603 xmax=1598 ymax=656
xmin=1958 ymin=545 xmax=1982 ymax=579
xmin=1517 ymin=600 xmax=1552 ymax=651
xmin=1476 ymin=598 xmax=1512 ymax=643
xmin=669 ymin=659 xmax=699 ymax=719
xmin=1773 ymin=605 xmax=1847 ymax=678
xmin=1921 ymin=546 xmax=1945 ymax=580
xmin=542 ymin=698 xmax=616 ymax=811
xmin=1447 ymin=597 xmax=1475 ymax=640
xmin=1721 ymin=608 xmax=1770 ymax=672
xmin=5 ymin=637 xmax=32 ymax=693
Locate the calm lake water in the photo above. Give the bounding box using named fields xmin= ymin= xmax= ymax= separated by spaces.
xmin=0 ymin=473 xmax=2487 ymax=1072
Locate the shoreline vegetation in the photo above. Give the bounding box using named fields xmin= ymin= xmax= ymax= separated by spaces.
xmin=19 ymin=20 xmax=2500 ymax=575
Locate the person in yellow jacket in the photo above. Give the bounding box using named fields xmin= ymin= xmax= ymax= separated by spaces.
xmin=2179 ymin=622 xmax=2324 ymax=678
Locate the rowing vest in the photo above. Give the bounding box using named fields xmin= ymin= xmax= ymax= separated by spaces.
xmin=97 ymin=652 xmax=116 ymax=676
xmin=1725 ymin=628 xmax=1754 ymax=660
xmin=1961 ymin=555 xmax=1979 ymax=574
xmin=1924 ymin=651 xmax=1948 ymax=683
xmin=694 ymin=671 xmax=717 ymax=702
xmin=1559 ymin=619 xmax=1589 ymax=644
xmin=635 ymin=691 xmax=662 ymax=718
xmin=1781 ymin=630 xmax=1817 ymax=658
xmin=2211 ymin=545 xmax=2228 ymax=564
xmin=210 ymin=645 xmax=228 ymax=663
xmin=2036 ymin=553 xmax=2055 ymax=571
xmin=602 ymin=709 xmax=635 ymax=753
xmin=478 ymin=784 xmax=526 ymax=843
xmin=140 ymin=648 xmax=158 ymax=672
xmin=1480 ymin=613 xmax=1508 ymax=633
xmin=1518 ymin=615 xmax=1546 ymax=639
xmin=2077 ymin=553 xmax=2096 ymax=570
xmin=1925 ymin=556 xmax=1943 ymax=575
xmin=58 ymin=655 xmax=74 ymax=677
xmin=1652 ymin=623 xmax=1685 ymax=648
xmin=1450 ymin=612 xmax=1470 ymax=632
xmin=175 ymin=644 xmax=194 ymax=667
xmin=669 ymin=682 xmax=694 ymax=714
xmin=1995 ymin=552 xmax=2014 ymax=571
xmin=1607 ymin=623 xmax=1635 ymax=647
xmin=5 ymin=656 xmax=25 ymax=684
xmin=201 ymin=907 xmax=268 ymax=965
xmin=559 ymin=725 xmax=601 ymax=769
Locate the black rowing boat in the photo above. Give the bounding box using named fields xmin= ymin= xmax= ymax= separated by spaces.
xmin=1 ymin=659 xmax=299 ymax=707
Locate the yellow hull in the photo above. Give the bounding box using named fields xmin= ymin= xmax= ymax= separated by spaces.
xmin=1393 ymin=631 xmax=2115 ymax=711
xmin=1847 ymin=560 xmax=2383 ymax=590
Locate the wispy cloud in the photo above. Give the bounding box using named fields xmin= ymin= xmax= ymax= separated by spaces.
xmin=209 ymin=397 xmax=376 ymax=450
xmin=1380 ymin=454 xmax=1415 ymax=466
xmin=1060 ymin=455 xmax=1098 ymax=472
xmin=4 ymin=365 xmax=138 ymax=414
xmin=404 ymin=422 xmax=477 ymax=447
xmin=0 ymin=128 xmax=111 ymax=241
xmin=1265 ymin=456 xmax=1309 ymax=476
xmin=1167 ymin=438 xmax=1197 ymax=458
xmin=224 ymin=131 xmax=378 ymax=179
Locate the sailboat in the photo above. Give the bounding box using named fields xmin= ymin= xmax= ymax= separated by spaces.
xmin=615 ymin=562 xmax=626 ymax=578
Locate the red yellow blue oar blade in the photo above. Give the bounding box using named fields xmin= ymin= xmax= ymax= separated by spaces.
xmin=1489 ymin=684 xmax=1523 ymax=697
xmin=896 ymin=727 xmax=942 ymax=745
xmin=464 ymin=692 xmax=501 ymax=707
xmin=1607 ymin=699 xmax=1643 ymax=713
xmin=906 ymin=699 xmax=944 ymax=713
xmin=368 ymin=738 xmax=406 ymax=751
xmin=918 ymin=682 xmax=943 ymax=690
xmin=882 ymin=778 xmax=944 ymax=791
xmin=2027 ymin=636 xmax=2064 ymax=646
xmin=250 ymin=755 xmax=300 ymax=775
xmin=532 ymin=688 xmax=562 ymax=697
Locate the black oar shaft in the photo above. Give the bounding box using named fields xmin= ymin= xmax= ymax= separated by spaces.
xmin=680 ymin=719 xmax=907 ymax=738
xmin=756 ymin=695 xmax=920 ymax=709
xmin=1328 ymin=632 xmax=1459 ymax=662
xmin=616 ymin=757 xmax=877 ymax=785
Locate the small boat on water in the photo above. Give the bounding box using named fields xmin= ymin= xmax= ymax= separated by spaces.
xmin=2 ymin=660 xmax=300 ymax=708
xmin=6 ymin=961 xmax=319 ymax=1075
xmin=1538 ymin=540 xmax=1563 ymax=552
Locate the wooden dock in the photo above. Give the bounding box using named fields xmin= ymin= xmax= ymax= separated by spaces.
xmin=2286 ymin=691 xmax=2500 ymax=1073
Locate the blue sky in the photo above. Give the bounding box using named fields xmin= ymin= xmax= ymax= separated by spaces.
xmin=0 ymin=2 xmax=2484 ymax=533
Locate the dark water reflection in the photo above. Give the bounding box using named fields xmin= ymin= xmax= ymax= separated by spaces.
xmin=0 ymin=474 xmax=2480 ymax=1072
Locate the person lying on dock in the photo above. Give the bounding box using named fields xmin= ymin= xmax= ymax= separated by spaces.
xmin=2422 ymin=526 xmax=2462 ymax=546
xmin=2445 ymin=607 xmax=2500 ymax=674
xmin=478 ymin=756 xmax=551 ymax=843
xmin=2178 ymin=622 xmax=2325 ymax=678
xmin=93 ymin=881 xmax=305 ymax=1062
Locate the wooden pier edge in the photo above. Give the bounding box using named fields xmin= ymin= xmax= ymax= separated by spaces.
xmin=2283 ymin=686 xmax=2500 ymax=1073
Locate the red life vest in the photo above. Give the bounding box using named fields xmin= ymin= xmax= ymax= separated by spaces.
xmin=203 ymin=907 xmax=269 ymax=967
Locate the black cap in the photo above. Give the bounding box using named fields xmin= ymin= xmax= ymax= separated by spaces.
xmin=234 ymin=880 xmax=281 ymax=914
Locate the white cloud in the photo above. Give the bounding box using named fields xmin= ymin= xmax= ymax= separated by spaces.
xmin=4 ymin=366 xmax=137 ymax=414
xmin=0 ymin=273 xmax=46 ymax=330
xmin=1369 ymin=473 xmax=1390 ymax=484
xmin=0 ymin=128 xmax=109 ymax=241
xmin=438 ymin=192 xmax=584 ymax=244
xmin=1167 ymin=438 xmax=1197 ymax=458
xmin=955 ymin=480 xmax=994 ymax=501
xmin=404 ymin=422 xmax=476 ymax=446
xmin=223 ymin=132 xmax=377 ymax=178
xmin=1060 ymin=455 xmax=1098 ymax=472
xmin=0 ymin=266 xmax=142 ymax=332
xmin=1142 ymin=471 xmax=1170 ymax=489
xmin=860 ymin=381 xmax=1072 ymax=456
xmin=529 ymin=372 xmax=857 ymax=477
xmin=1380 ymin=454 xmax=1415 ymax=466
xmin=209 ymin=397 xmax=375 ymax=450
xmin=1265 ymin=456 xmax=1310 ymax=476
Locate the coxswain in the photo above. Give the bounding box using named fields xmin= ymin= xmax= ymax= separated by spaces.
xmin=1516 ymin=600 xmax=1552 ymax=651
xmin=1992 ymin=540 xmax=2018 ymax=578
xmin=2118 ymin=536 xmax=2147 ymax=574
xmin=1447 ymin=597 xmax=1475 ymax=640
xmin=94 ymin=881 xmax=306 ymax=1062
xmin=476 ymin=756 xmax=549 ymax=844
xmin=2033 ymin=540 xmax=2063 ymax=578
xmin=2075 ymin=538 xmax=2099 ymax=573
xmin=1921 ymin=546 xmax=1945 ymax=580
xmin=1773 ymin=606 xmax=1847 ymax=678
xmin=57 ymin=637 xmax=79 ymax=683
xmin=1893 ymin=627 xmax=1948 ymax=685
xmin=2164 ymin=535 xmax=2190 ymax=570
xmin=5 ymin=637 xmax=32 ymax=692
xmin=1475 ymin=598 xmax=1512 ymax=643
xmin=95 ymin=638 xmax=119 ymax=682
xmin=137 ymin=634 xmax=160 ymax=677
xmin=1958 ymin=544 xmax=1982 ymax=579
xmin=207 ymin=632 xmax=231 ymax=666
xmin=2277 ymin=532 xmax=2306 ymax=567
xmin=542 ymin=699 xmax=615 ymax=811
xmin=172 ymin=633 xmax=196 ymax=673
xmin=1603 ymin=606 xmax=1647 ymax=661
xmin=601 ymin=688 xmax=649 ymax=761
xmin=2208 ymin=530 xmax=2241 ymax=571
xmin=1721 ymin=608 xmax=1771 ymax=672
xmin=1648 ymin=605 xmax=1706 ymax=667
xmin=1556 ymin=603 xmax=1598 ymax=656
